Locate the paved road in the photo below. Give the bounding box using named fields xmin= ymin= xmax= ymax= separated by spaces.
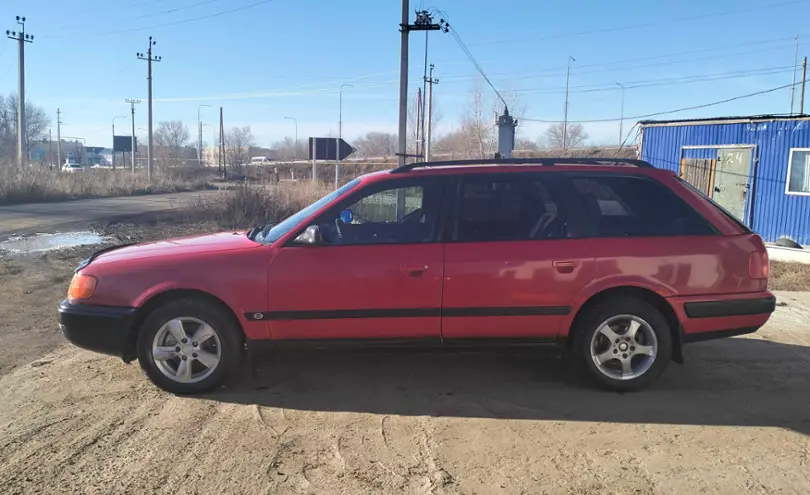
xmin=0 ymin=191 xmax=218 ymax=236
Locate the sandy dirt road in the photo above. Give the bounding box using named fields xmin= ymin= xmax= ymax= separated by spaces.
xmin=1 ymin=228 xmax=809 ymax=494
xmin=0 ymin=191 xmax=218 ymax=237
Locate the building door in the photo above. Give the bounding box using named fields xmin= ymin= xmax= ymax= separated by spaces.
xmin=713 ymin=148 xmax=751 ymax=222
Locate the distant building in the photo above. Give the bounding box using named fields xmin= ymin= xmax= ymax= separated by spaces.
xmin=639 ymin=115 xmax=810 ymax=245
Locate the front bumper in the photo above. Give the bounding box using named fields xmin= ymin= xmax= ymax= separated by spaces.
xmin=58 ymin=299 xmax=138 ymax=360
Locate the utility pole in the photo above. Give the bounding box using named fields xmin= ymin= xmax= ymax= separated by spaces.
xmin=56 ymin=108 xmax=62 ymax=169
xmin=126 ymin=99 xmax=141 ymax=174
xmin=563 ymin=55 xmax=575 ymax=151
xmin=425 ymin=64 xmax=438 ymax=162
xmin=197 ymin=104 xmax=212 ymax=167
xmin=397 ymin=0 xmax=410 ymax=168
xmin=6 ymin=16 xmax=33 ymax=167
xmin=415 ymin=88 xmax=423 ymax=157
xmin=219 ymin=106 xmax=225 ymax=179
xmin=791 ymin=36 xmax=800 ymax=114
xmin=616 ymin=82 xmax=625 ymax=146
xmin=397 ymin=7 xmax=444 ymax=166
xmin=420 ymin=25 xmax=429 ymax=157
xmin=801 ymin=56 xmax=808 ymax=115
xmin=48 ymin=129 xmax=52 ymax=170
xmin=137 ymin=37 xmax=161 ymax=180
xmin=337 ymin=83 xmax=352 ymax=187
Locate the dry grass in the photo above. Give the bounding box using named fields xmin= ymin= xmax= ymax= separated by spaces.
xmin=0 ymin=166 xmax=214 ymax=205
xmin=184 ymin=180 xmax=329 ymax=229
xmin=769 ymin=261 xmax=810 ymax=291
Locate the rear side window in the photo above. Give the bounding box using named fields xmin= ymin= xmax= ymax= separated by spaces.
xmin=570 ymin=175 xmax=716 ymax=237
xmin=455 ymin=177 xmax=566 ymax=241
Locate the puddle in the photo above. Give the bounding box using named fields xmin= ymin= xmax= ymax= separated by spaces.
xmin=0 ymin=232 xmax=107 ymax=254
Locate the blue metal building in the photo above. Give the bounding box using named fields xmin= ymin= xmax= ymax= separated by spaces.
xmin=639 ymin=115 xmax=810 ymax=245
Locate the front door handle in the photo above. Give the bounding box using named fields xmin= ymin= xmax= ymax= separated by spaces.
xmin=552 ymin=260 xmax=577 ymax=274
xmin=402 ymin=264 xmax=429 ymax=277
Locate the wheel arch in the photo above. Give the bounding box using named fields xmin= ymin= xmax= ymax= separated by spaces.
xmin=566 ymin=286 xmax=683 ymax=363
xmin=123 ymin=288 xmax=245 ymax=363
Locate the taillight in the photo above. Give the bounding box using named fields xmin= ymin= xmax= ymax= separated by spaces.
xmin=748 ymin=251 xmax=769 ymax=280
xmin=68 ymin=273 xmax=98 ymax=300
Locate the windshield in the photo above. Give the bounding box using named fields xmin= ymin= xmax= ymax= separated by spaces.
xmin=254 ymin=179 xmax=360 ymax=244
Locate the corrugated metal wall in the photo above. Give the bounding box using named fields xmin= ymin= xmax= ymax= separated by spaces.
xmin=640 ymin=119 xmax=810 ymax=245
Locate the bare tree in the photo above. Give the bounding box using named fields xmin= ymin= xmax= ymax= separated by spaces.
xmin=353 ymin=132 xmax=397 ymax=158
xmin=224 ymin=125 xmax=255 ymax=168
xmin=154 ymin=120 xmax=190 ymax=166
xmin=542 ymin=122 xmax=588 ymax=149
xmin=461 ymin=80 xmax=494 ymax=158
xmin=516 ymin=137 xmax=539 ymax=150
xmin=0 ymin=94 xmax=50 ymax=165
xmin=271 ymin=136 xmax=307 ymax=161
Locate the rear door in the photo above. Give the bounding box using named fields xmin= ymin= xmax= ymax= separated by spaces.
xmin=441 ymin=173 xmax=596 ymax=341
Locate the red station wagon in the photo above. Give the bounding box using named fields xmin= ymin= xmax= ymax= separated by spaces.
xmin=58 ymin=158 xmax=776 ymax=394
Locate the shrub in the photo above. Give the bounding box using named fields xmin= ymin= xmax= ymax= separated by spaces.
xmin=0 ymin=166 xmax=213 ymax=205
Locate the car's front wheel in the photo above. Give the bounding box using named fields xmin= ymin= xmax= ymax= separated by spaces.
xmin=575 ymin=297 xmax=672 ymax=391
xmin=137 ymin=298 xmax=243 ymax=394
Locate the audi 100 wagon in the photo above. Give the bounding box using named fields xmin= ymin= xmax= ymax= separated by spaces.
xmin=59 ymin=158 xmax=775 ymax=394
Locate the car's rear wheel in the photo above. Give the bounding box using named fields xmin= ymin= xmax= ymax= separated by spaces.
xmin=137 ymin=298 xmax=243 ymax=394
xmin=575 ymin=297 xmax=672 ymax=391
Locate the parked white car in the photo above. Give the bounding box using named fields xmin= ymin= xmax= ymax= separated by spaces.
xmin=62 ymin=163 xmax=85 ymax=173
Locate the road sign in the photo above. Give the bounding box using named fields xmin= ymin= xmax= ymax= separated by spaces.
xmin=29 ymin=147 xmax=46 ymax=160
xmin=308 ymin=137 xmax=354 ymax=161
xmin=113 ymin=135 xmax=137 ymax=152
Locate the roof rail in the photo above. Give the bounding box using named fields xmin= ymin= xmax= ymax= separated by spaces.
xmin=390 ymin=157 xmax=654 ymax=174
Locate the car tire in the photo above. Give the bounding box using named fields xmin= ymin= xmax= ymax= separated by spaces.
xmin=136 ymin=298 xmax=243 ymax=395
xmin=574 ymin=297 xmax=672 ymax=392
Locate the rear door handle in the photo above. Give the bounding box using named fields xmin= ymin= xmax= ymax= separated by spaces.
xmin=552 ymin=260 xmax=577 ymax=273
xmin=402 ymin=264 xmax=429 ymax=277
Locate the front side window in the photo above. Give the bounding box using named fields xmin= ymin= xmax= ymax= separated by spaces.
xmin=570 ymin=175 xmax=715 ymax=237
xmin=316 ymin=182 xmax=443 ymax=245
xmin=256 ymin=179 xmax=360 ymax=243
xmin=455 ymin=177 xmax=566 ymax=242
xmin=787 ymin=149 xmax=810 ymax=194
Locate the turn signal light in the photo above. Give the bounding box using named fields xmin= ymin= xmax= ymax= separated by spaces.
xmin=748 ymin=252 xmax=769 ymax=280
xmin=68 ymin=273 xmax=97 ymax=300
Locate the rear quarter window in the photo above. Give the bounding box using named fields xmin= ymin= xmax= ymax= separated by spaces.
xmin=677 ymin=177 xmax=751 ymax=233
xmin=570 ymin=175 xmax=717 ymax=237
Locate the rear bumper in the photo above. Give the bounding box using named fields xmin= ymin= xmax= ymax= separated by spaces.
xmin=683 ymin=296 xmax=776 ymax=319
xmin=670 ymin=292 xmax=775 ymax=343
xmin=58 ymin=299 xmax=137 ymax=360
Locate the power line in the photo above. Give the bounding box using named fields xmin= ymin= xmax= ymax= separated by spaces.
xmin=522 ymin=82 xmax=803 ymax=124
xmin=46 ymin=0 xmax=281 ymax=37
xmin=437 ymin=42 xmax=808 ymax=85
xmin=50 ymin=0 xmax=227 ymax=33
xmin=442 ymin=21 xmax=507 ymax=108
xmin=472 ymin=0 xmax=810 ymax=46
xmin=512 ymin=66 xmax=797 ymax=96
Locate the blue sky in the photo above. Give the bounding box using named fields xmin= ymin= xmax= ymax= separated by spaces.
xmin=2 ymin=0 xmax=810 ymax=148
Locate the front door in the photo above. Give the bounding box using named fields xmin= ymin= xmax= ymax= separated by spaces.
xmin=713 ymin=148 xmax=752 ymax=223
xmin=441 ymin=173 xmax=595 ymax=341
xmin=265 ymin=178 xmax=447 ymax=341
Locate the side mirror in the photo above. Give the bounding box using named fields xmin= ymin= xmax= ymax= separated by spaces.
xmin=293 ymin=225 xmax=323 ymax=245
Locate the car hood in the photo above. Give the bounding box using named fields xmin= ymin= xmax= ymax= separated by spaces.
xmin=91 ymin=231 xmax=261 ymax=264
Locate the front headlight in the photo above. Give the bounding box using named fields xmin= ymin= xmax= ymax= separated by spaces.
xmin=68 ymin=273 xmax=98 ymax=300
